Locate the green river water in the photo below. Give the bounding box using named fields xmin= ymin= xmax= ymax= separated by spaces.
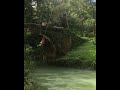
xmin=30 ymin=66 xmax=96 ymax=90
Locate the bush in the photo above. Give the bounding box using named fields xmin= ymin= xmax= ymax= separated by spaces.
xmin=86 ymin=32 xmax=95 ymax=38
xmin=89 ymin=37 xmax=96 ymax=45
xmin=24 ymin=45 xmax=35 ymax=90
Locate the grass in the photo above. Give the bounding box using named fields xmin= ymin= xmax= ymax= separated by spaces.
xmin=55 ymin=37 xmax=96 ymax=69
xmin=64 ymin=41 xmax=96 ymax=61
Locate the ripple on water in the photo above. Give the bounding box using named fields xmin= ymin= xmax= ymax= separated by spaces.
xmin=31 ymin=67 xmax=96 ymax=90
